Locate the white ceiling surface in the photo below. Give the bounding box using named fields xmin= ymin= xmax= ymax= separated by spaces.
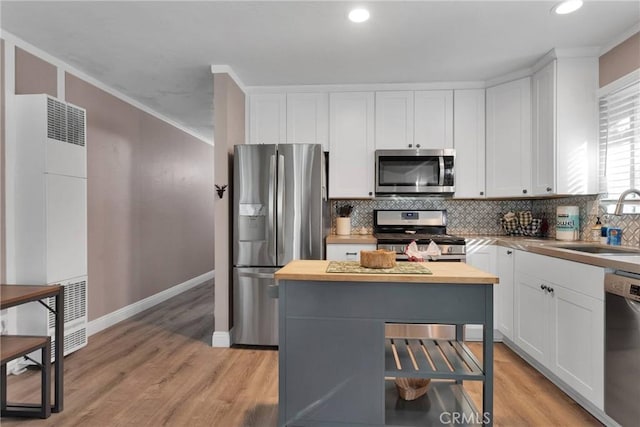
xmin=1 ymin=1 xmax=639 ymax=142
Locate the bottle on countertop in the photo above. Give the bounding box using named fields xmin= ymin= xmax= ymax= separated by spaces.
xmin=591 ymin=217 xmax=602 ymax=242
xmin=600 ymin=218 xmax=609 ymax=245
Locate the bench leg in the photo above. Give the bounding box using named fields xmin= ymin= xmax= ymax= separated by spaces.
xmin=41 ymin=341 xmax=51 ymax=419
xmin=1 ymin=363 xmax=6 ymax=412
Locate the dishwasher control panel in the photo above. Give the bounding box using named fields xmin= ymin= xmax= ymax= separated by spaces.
xmin=605 ymin=272 xmax=640 ymax=302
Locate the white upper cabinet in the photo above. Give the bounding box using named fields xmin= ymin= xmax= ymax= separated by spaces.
xmin=329 ymin=92 xmax=375 ymax=198
xmin=286 ymin=93 xmax=329 ymax=151
xmin=453 ymin=89 xmax=486 ymax=198
xmin=374 ymin=91 xmax=414 ymax=149
xmin=532 ymin=57 xmax=598 ymax=196
xmin=532 ymin=60 xmax=556 ymax=196
xmin=414 ymin=90 xmax=453 ymax=149
xmin=486 ymin=77 xmax=532 ymax=197
xmin=248 ymin=93 xmax=286 ymax=144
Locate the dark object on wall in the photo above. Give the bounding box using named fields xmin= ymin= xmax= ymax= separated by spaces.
xmin=215 ymin=184 xmax=227 ymax=199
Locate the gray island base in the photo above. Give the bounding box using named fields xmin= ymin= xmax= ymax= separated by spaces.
xmin=275 ymin=260 xmax=499 ymax=427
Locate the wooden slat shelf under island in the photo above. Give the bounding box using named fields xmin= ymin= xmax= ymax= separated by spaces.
xmin=274 ymin=260 xmax=499 ymax=427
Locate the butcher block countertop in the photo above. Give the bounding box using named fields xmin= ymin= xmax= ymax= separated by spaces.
xmin=275 ymin=260 xmax=499 ymax=284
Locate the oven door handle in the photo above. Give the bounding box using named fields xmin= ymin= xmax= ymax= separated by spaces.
xmin=438 ymin=156 xmax=445 ymax=186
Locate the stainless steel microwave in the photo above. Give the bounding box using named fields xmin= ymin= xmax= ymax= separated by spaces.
xmin=375 ymin=149 xmax=455 ymax=195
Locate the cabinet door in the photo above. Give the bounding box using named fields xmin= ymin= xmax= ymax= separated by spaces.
xmin=414 ymin=90 xmax=453 ymax=149
xmin=453 ymin=89 xmax=486 ymax=198
xmin=329 ymin=92 xmax=375 ymax=198
xmin=496 ymin=247 xmax=515 ymax=340
xmin=326 ymin=243 xmax=376 ymax=261
xmin=374 ymin=91 xmax=414 ymax=149
xmin=550 ymin=285 xmax=604 ymax=408
xmin=286 ymin=93 xmax=329 ymax=151
xmin=465 ymin=244 xmax=497 ymax=340
xmin=532 ymin=60 xmax=556 ymax=196
xmin=486 ymin=78 xmax=532 ymax=197
xmin=514 ymin=271 xmax=548 ymax=365
xmin=248 ymin=93 xmax=286 ymax=144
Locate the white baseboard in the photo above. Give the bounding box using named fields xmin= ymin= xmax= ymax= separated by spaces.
xmin=87 ymin=270 xmax=214 ymax=336
xmin=212 ymin=329 xmax=232 ymax=348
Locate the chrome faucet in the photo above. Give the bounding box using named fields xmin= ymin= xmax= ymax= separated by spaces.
xmin=614 ymin=189 xmax=640 ymax=215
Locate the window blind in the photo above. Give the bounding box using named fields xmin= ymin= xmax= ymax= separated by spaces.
xmin=599 ymin=80 xmax=640 ymax=212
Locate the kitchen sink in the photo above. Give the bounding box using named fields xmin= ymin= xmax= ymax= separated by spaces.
xmin=555 ymin=245 xmax=640 ymax=255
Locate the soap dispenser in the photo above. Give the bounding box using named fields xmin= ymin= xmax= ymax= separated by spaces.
xmin=591 ymin=217 xmax=602 ymax=242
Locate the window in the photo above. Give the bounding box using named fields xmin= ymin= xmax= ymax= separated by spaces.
xmin=599 ymin=79 xmax=640 ymax=213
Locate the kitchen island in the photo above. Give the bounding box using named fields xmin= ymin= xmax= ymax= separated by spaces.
xmin=275 ymin=260 xmax=499 ymax=427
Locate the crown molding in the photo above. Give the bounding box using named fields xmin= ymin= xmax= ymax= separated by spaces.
xmin=2 ymin=29 xmax=213 ymax=145
xmin=211 ymin=65 xmax=247 ymax=94
xmin=600 ymin=23 xmax=640 ymax=56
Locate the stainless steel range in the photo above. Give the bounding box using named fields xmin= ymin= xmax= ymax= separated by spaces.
xmin=375 ymin=209 xmax=466 ymax=340
xmin=374 ymin=209 xmax=466 ymax=261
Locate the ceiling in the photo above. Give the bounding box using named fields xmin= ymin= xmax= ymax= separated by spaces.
xmin=2 ymin=1 xmax=639 ymax=143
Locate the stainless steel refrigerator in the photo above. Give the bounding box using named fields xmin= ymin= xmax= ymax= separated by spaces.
xmin=233 ymin=143 xmax=328 ymax=345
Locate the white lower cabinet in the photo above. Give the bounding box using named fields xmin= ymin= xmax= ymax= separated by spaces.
xmin=465 ymin=242 xmax=498 ymax=340
xmin=514 ymin=251 xmax=604 ymax=409
xmin=496 ymin=247 xmax=515 ymax=340
xmin=326 ymin=243 xmax=376 ymax=261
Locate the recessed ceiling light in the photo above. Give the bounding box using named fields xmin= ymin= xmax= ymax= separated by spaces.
xmin=553 ymin=0 xmax=583 ymax=15
xmin=348 ymin=8 xmax=370 ymax=23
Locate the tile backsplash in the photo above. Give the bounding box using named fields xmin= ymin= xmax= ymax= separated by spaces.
xmin=331 ymin=195 xmax=640 ymax=247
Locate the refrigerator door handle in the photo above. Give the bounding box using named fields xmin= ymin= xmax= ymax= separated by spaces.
xmin=268 ymin=155 xmax=277 ymax=263
xmin=277 ymin=154 xmax=285 ymax=259
xmin=237 ymin=271 xmax=275 ymax=280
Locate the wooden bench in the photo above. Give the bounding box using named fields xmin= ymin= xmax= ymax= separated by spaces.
xmin=1 ymin=335 xmax=51 ymax=419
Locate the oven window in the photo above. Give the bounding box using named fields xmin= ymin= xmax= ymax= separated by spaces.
xmin=378 ymin=157 xmax=439 ymax=186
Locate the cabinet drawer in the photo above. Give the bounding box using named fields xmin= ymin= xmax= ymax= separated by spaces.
xmin=515 ymin=251 xmax=604 ymax=300
xmin=326 ymin=243 xmax=377 ymax=261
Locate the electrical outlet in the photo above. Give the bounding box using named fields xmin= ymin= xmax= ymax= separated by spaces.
xmin=0 ymin=319 xmax=6 ymax=334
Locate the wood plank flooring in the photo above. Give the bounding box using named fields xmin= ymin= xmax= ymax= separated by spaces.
xmin=2 ymin=280 xmax=601 ymax=426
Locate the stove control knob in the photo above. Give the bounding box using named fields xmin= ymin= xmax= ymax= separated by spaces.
xmin=447 ymin=247 xmax=453 ymax=253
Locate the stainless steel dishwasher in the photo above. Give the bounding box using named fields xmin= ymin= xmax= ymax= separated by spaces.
xmin=605 ymin=271 xmax=640 ymax=427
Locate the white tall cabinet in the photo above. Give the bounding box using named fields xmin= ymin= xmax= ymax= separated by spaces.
xmin=486 ymin=77 xmax=532 ymax=197
xmin=453 ymin=89 xmax=486 ymax=198
xmin=329 ymin=92 xmax=375 ymax=198
xmin=531 ymin=57 xmax=598 ymax=196
xmin=14 ymin=94 xmax=88 ymax=359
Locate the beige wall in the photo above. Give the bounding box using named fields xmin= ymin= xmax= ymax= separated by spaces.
xmin=599 ymin=32 xmax=640 ymax=87
xmin=65 ymin=73 xmax=215 ymax=320
xmin=213 ymin=73 xmax=245 ymax=336
xmin=15 ymin=47 xmax=57 ymax=97
xmin=5 ymin=40 xmax=215 ymax=320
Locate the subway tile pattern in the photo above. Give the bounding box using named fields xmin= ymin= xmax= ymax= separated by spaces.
xmin=331 ymin=195 xmax=640 ymax=247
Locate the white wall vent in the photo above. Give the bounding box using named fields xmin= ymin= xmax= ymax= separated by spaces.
xmin=66 ymin=104 xmax=86 ymax=147
xmin=47 ymin=97 xmax=67 ymax=142
xmin=14 ymin=94 xmax=88 ymax=363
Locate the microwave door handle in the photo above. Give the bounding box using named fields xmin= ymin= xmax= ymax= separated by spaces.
xmin=438 ymin=156 xmax=445 ymax=186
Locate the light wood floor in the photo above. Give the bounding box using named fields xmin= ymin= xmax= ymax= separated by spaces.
xmin=2 ymin=280 xmax=601 ymax=426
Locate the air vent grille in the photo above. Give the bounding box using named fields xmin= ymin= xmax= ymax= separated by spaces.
xmin=51 ymin=328 xmax=87 ymax=360
xmin=66 ymin=104 xmax=86 ymax=146
xmin=47 ymin=280 xmax=87 ymax=328
xmin=47 ymin=97 xmax=67 ymax=142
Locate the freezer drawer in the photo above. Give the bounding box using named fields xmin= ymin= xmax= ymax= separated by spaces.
xmin=233 ymin=267 xmax=279 ymax=346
